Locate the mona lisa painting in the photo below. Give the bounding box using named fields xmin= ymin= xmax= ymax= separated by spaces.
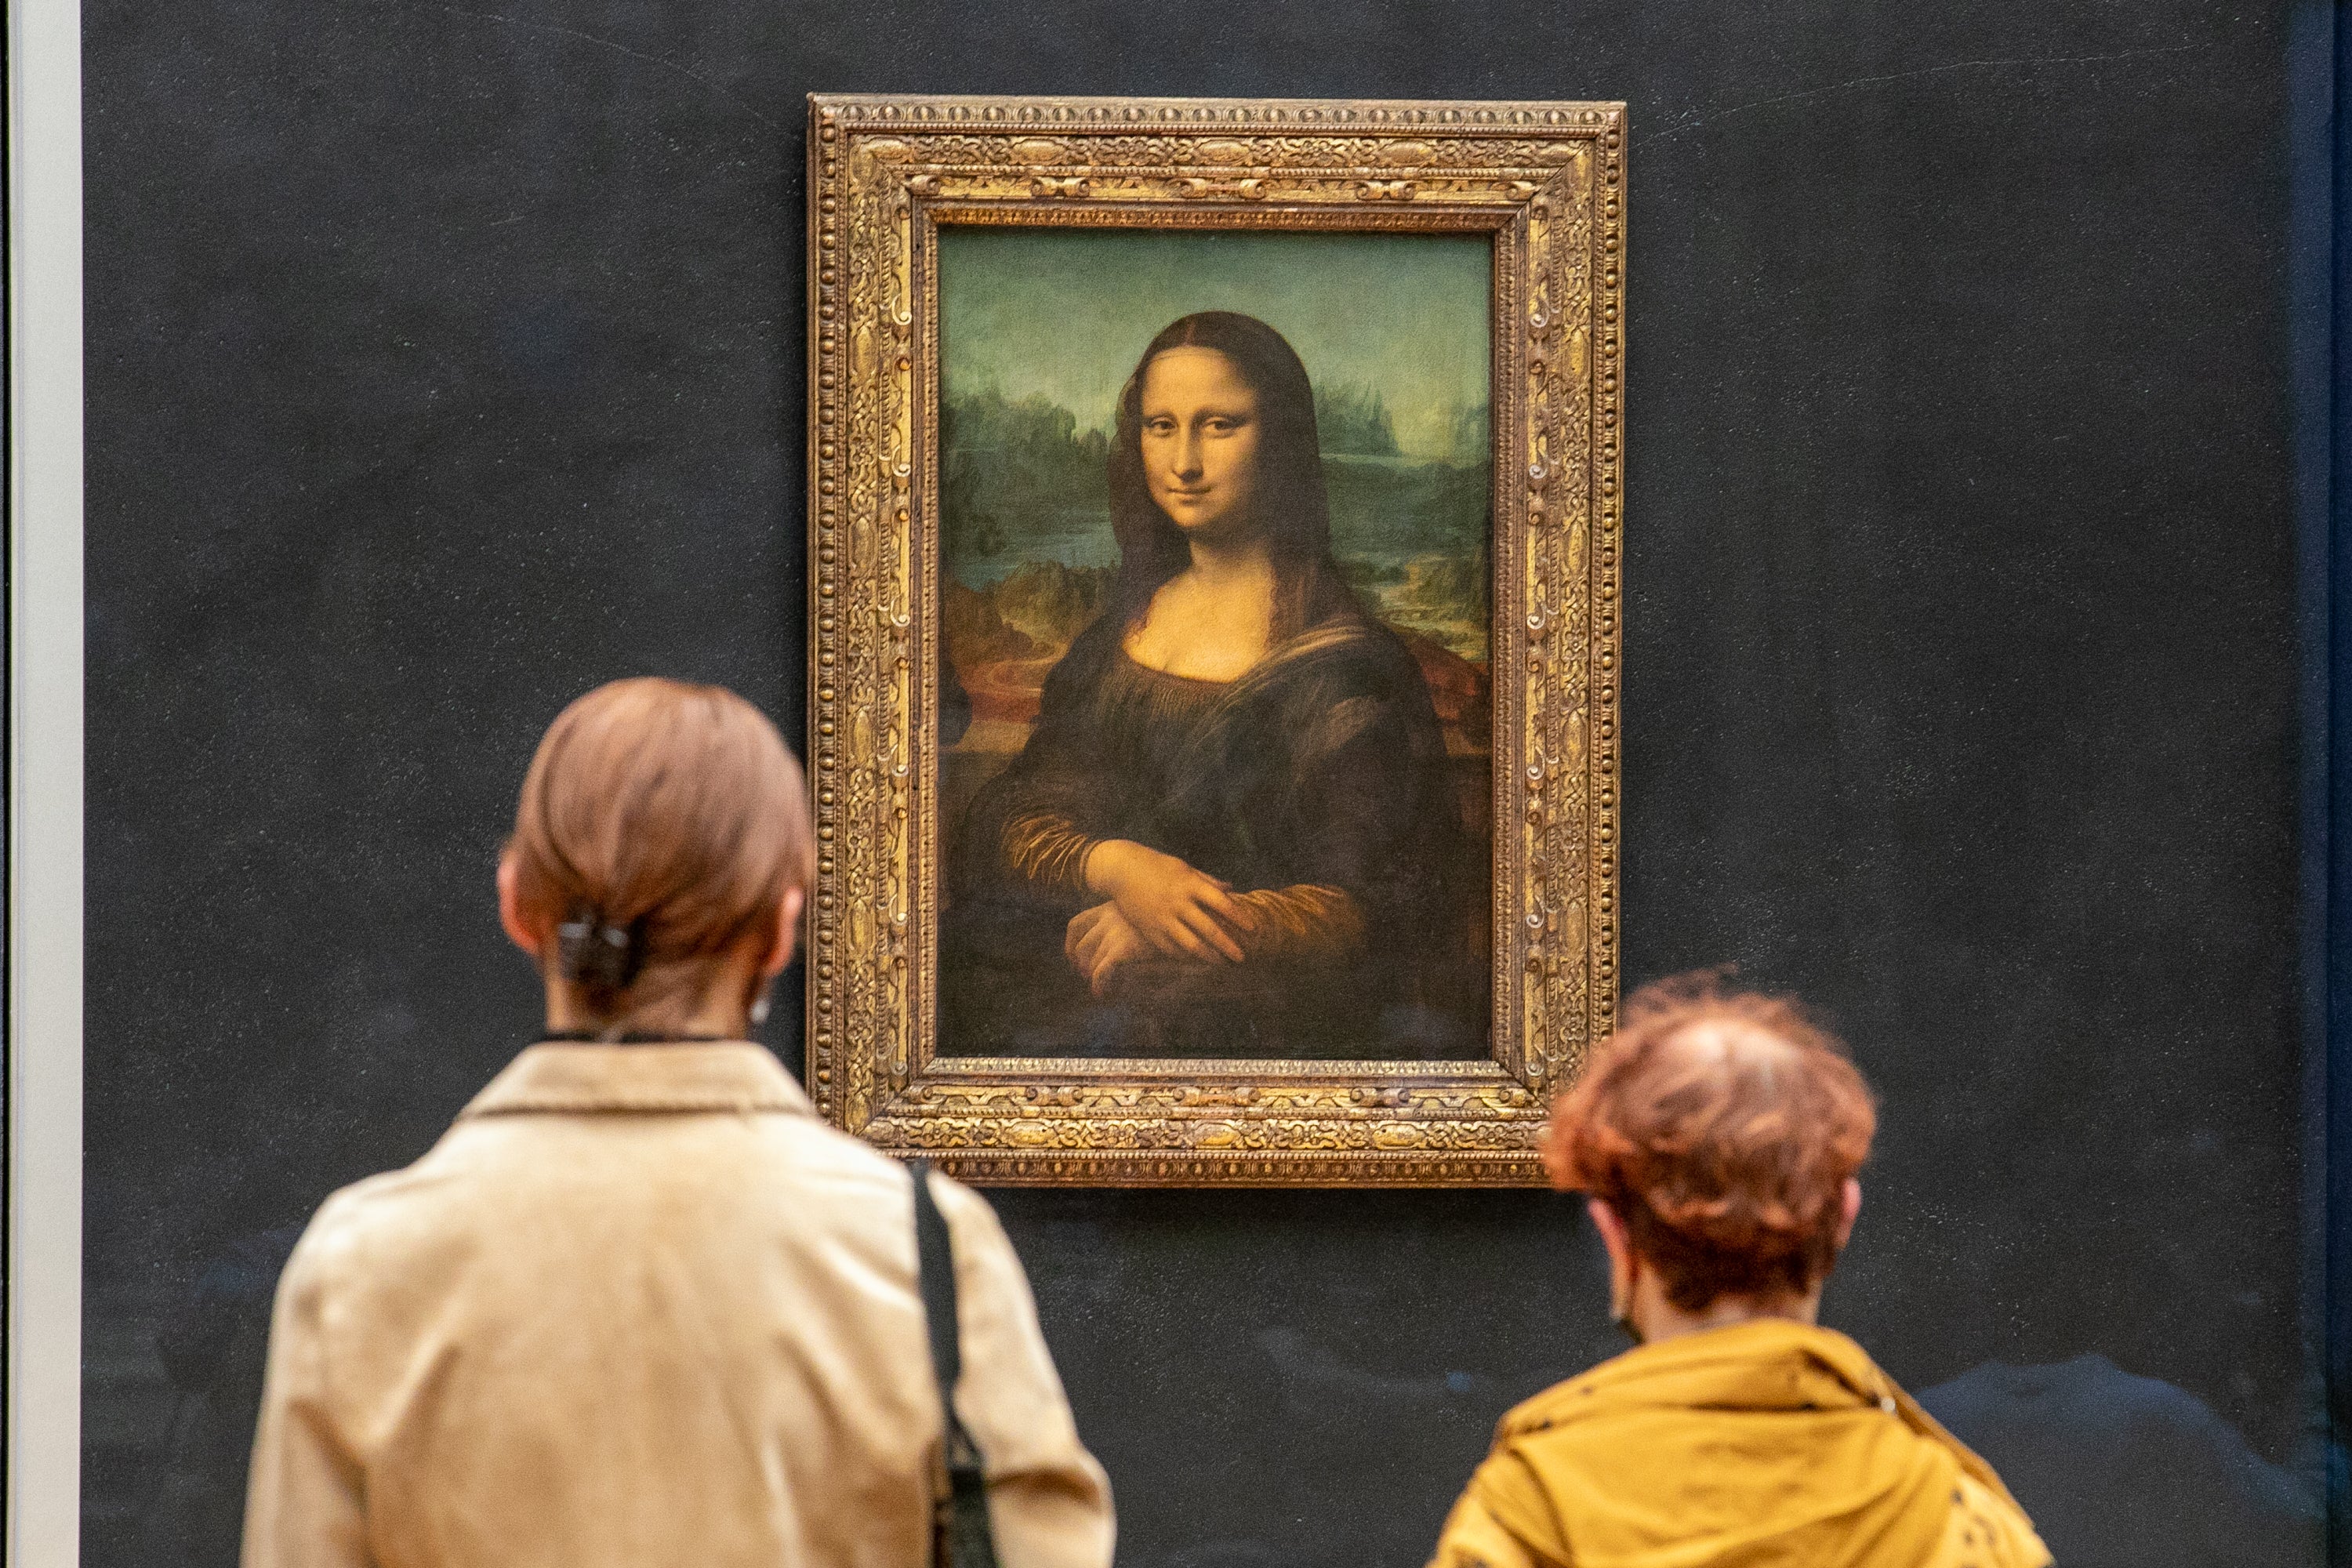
xmin=808 ymin=95 xmax=1624 ymax=1185
xmin=941 ymin=236 xmax=1493 ymax=1062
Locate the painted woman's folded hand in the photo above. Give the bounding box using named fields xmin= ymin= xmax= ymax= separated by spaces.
xmin=1064 ymin=902 xmax=1149 ymax=996
xmin=1080 ymin=839 xmax=1254 ymax=964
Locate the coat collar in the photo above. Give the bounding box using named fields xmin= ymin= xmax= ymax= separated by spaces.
xmin=1496 ymin=1317 xmax=2025 ymax=1512
xmin=460 ymin=1041 xmax=815 ymax=1117
xmin=1506 ymin=1319 xmax=1895 ymax=1430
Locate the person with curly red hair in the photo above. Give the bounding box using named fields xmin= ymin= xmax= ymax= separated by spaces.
xmin=1428 ymin=973 xmax=2049 ymax=1568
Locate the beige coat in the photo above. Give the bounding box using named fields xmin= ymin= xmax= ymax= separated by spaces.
xmin=242 ymin=1042 xmax=1113 ymax=1568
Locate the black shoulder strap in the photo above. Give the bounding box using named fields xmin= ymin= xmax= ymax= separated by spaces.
xmin=909 ymin=1160 xmax=1001 ymax=1568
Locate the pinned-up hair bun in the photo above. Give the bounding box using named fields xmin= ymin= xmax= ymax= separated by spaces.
xmin=508 ymin=677 xmax=812 ymax=1033
xmin=557 ymin=909 xmax=644 ymax=994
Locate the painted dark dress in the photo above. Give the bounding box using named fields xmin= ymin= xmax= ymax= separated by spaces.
xmin=943 ymin=606 xmax=1486 ymax=1059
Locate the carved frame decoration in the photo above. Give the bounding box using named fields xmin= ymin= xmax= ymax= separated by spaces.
xmin=805 ymin=94 xmax=1624 ymax=1185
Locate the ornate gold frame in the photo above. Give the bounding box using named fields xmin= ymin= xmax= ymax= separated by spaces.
xmin=805 ymin=94 xmax=1623 ymax=1185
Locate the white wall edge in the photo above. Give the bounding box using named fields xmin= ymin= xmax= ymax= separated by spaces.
xmin=8 ymin=0 xmax=85 ymax=1555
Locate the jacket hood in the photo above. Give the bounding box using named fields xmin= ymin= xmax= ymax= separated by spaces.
xmin=1483 ymin=1320 xmax=2024 ymax=1568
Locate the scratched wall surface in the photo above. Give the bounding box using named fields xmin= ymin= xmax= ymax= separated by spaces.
xmin=82 ymin=3 xmax=2314 ymax=1566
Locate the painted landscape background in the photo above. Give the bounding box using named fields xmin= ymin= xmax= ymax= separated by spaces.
xmin=935 ymin=228 xmax=1495 ymax=768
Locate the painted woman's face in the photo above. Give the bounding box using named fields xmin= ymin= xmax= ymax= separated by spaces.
xmin=1139 ymin=347 xmax=1261 ymax=540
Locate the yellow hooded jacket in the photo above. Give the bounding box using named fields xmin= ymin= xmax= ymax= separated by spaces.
xmin=1429 ymin=1320 xmax=2050 ymax=1568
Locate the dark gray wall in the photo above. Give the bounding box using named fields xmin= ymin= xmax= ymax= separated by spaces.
xmin=84 ymin=2 xmax=2312 ymax=1564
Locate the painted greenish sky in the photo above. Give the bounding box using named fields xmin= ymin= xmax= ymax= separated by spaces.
xmin=938 ymin=227 xmax=1491 ymax=459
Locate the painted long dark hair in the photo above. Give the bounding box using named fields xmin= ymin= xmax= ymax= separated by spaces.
xmin=1107 ymin=311 xmax=1359 ymax=641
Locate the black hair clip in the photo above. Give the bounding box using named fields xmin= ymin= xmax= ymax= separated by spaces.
xmin=556 ymin=908 xmax=644 ymax=992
